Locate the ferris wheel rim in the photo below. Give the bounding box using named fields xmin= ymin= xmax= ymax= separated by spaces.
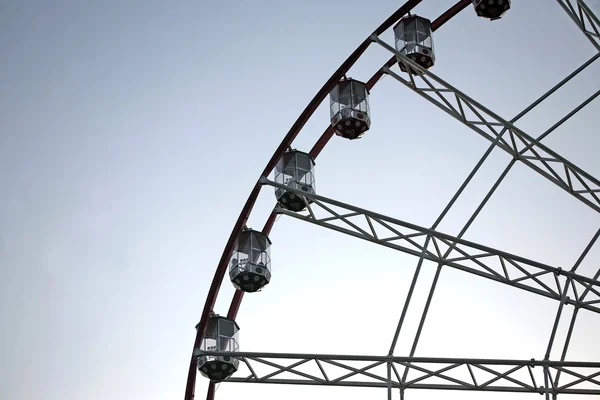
xmin=183 ymin=1 xmax=474 ymax=399
xmin=186 ymin=0 xmax=600 ymax=398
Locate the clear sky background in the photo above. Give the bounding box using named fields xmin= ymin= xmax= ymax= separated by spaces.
xmin=1 ymin=1 xmax=600 ymax=399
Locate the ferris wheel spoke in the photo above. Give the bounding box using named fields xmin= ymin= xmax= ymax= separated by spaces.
xmin=400 ymin=263 xmax=443 ymax=384
xmin=512 ymin=51 xmax=600 ymax=124
xmin=386 ymin=362 xmax=393 ymax=400
xmin=388 ymin=236 xmax=431 ymax=356
xmin=261 ymin=177 xmax=600 ymax=314
xmin=544 ymin=226 xmax=600 ymax=375
xmin=431 ymin=135 xmax=507 ymax=231
xmin=553 ymin=308 xmax=580 ymax=388
xmin=556 ymin=0 xmax=600 ymax=51
xmin=205 ymin=351 xmax=600 ymax=395
xmin=533 ymin=87 xmax=600 ymax=146
xmin=370 ymin=35 xmax=600 ymax=215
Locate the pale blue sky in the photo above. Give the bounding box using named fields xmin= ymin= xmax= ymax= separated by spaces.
xmin=1 ymin=1 xmax=599 ymax=400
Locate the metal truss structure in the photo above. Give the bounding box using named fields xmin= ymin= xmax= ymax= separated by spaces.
xmin=370 ymin=34 xmax=600 ymax=214
xmin=558 ymin=0 xmax=600 ymax=51
xmin=260 ymin=178 xmax=600 ymax=314
xmin=187 ymin=1 xmax=600 ymax=399
xmin=200 ymin=351 xmax=600 ymax=396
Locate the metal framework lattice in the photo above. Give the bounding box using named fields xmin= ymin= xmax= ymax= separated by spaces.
xmin=260 ymin=178 xmax=600 ymax=315
xmin=371 ymin=34 xmax=600 ymax=214
xmin=190 ymin=2 xmax=600 ymax=399
xmin=200 ymin=351 xmax=600 ymax=396
xmin=558 ymin=0 xmax=600 ymax=51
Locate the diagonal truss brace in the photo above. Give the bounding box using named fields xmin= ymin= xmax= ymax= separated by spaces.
xmin=260 ymin=178 xmax=600 ymax=314
xmin=201 ymin=351 xmax=600 ymax=396
xmin=369 ymin=35 xmax=600 ymax=215
xmin=557 ymin=0 xmax=600 ymax=51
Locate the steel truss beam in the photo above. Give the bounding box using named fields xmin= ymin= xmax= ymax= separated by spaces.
xmin=369 ymin=35 xmax=600 ymax=215
xmin=259 ymin=178 xmax=600 ymax=314
xmin=200 ymin=351 xmax=600 ymax=396
xmin=557 ymin=0 xmax=600 ymax=51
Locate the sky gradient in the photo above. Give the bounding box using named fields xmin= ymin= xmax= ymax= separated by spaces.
xmin=1 ymin=1 xmax=600 ymax=399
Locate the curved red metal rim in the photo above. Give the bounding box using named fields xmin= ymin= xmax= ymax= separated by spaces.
xmin=185 ymin=1 xmax=471 ymax=399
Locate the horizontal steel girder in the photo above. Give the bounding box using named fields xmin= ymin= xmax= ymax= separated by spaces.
xmin=369 ymin=35 xmax=600 ymax=215
xmin=201 ymin=351 xmax=600 ymax=395
xmin=260 ymin=178 xmax=600 ymax=314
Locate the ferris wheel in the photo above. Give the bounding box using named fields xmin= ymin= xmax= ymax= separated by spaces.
xmin=185 ymin=1 xmax=600 ymax=399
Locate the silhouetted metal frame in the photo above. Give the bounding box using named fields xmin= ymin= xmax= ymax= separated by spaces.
xmin=186 ymin=1 xmax=600 ymax=399
xmin=201 ymin=351 xmax=600 ymax=396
